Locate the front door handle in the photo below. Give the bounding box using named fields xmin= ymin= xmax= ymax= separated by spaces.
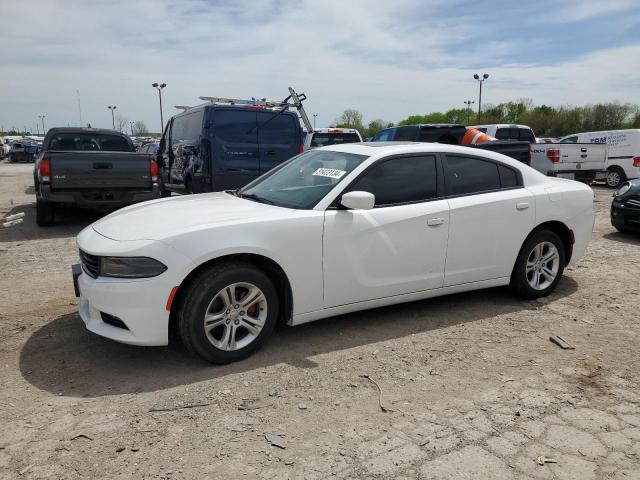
xmin=427 ymin=217 xmax=445 ymax=226
xmin=516 ymin=202 xmax=530 ymax=210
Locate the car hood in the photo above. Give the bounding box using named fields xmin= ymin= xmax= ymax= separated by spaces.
xmin=92 ymin=192 xmax=286 ymax=241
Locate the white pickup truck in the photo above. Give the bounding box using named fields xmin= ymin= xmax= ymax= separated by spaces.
xmin=529 ymin=142 xmax=608 ymax=183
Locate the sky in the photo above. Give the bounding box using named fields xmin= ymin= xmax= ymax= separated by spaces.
xmin=1 ymin=0 xmax=640 ymax=133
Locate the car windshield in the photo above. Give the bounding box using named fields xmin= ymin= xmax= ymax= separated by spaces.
xmin=310 ymin=132 xmax=360 ymax=148
xmin=238 ymin=149 xmax=368 ymax=209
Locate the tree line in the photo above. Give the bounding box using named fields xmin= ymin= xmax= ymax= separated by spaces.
xmin=334 ymin=101 xmax=640 ymax=138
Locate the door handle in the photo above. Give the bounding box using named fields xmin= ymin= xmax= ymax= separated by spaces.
xmin=580 ymin=148 xmax=587 ymax=152
xmin=427 ymin=218 xmax=445 ymax=226
xmin=516 ymin=202 xmax=530 ymax=210
xmin=580 ymin=154 xmax=587 ymax=158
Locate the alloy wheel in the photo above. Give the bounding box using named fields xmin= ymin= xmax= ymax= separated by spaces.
xmin=607 ymin=171 xmax=621 ymax=188
xmin=203 ymin=282 xmax=268 ymax=351
xmin=526 ymin=241 xmax=560 ymax=291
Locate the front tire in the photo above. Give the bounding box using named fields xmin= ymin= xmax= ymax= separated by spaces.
xmin=511 ymin=230 xmax=566 ymax=299
xmin=606 ymin=167 xmax=626 ymax=188
xmin=36 ymin=198 xmax=55 ymax=226
xmin=177 ymin=262 xmax=279 ymax=364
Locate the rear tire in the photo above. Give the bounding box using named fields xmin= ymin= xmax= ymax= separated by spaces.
xmin=177 ymin=262 xmax=279 ymax=364
xmin=511 ymin=230 xmax=566 ymax=299
xmin=606 ymin=166 xmax=626 ymax=188
xmin=36 ymin=198 xmax=55 ymax=227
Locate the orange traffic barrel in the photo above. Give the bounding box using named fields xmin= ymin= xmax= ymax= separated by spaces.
xmin=461 ymin=128 xmax=495 ymax=145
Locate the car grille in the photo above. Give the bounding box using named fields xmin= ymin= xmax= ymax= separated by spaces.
xmin=79 ymin=249 xmax=100 ymax=278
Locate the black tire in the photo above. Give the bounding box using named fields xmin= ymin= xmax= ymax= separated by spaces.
xmin=36 ymin=198 xmax=55 ymax=226
xmin=615 ymin=225 xmax=631 ymax=234
xmin=606 ymin=166 xmax=626 ymax=189
xmin=177 ymin=262 xmax=279 ymax=364
xmin=511 ymin=230 xmax=566 ymax=299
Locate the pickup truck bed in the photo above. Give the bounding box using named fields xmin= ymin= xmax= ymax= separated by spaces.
xmin=530 ymin=143 xmax=608 ymax=182
xmin=34 ymin=128 xmax=160 ymax=226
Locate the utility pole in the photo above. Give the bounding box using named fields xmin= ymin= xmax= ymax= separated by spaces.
xmin=107 ymin=106 xmax=117 ymax=130
xmin=38 ymin=115 xmax=46 ymax=134
xmin=463 ymin=100 xmax=474 ymax=125
xmin=473 ymin=73 xmax=489 ymax=120
xmin=152 ymin=83 xmax=167 ymax=133
xmin=313 ymin=113 xmax=318 ymax=129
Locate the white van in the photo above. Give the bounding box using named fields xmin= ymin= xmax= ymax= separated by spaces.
xmin=469 ymin=124 xmax=536 ymax=143
xmin=559 ymin=129 xmax=640 ymax=188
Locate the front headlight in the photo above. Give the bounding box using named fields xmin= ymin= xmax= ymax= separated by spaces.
xmin=100 ymin=257 xmax=167 ymax=278
xmin=616 ymin=183 xmax=631 ymax=196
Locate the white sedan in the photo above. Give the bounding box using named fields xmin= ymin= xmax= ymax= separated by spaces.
xmin=75 ymin=143 xmax=594 ymax=363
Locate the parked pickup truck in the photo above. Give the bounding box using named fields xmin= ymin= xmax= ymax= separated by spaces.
xmin=529 ymin=143 xmax=608 ymax=183
xmin=370 ymin=124 xmax=531 ymax=164
xmin=34 ymin=128 xmax=160 ymax=226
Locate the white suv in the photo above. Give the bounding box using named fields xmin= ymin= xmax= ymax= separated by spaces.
xmin=303 ymin=128 xmax=362 ymax=151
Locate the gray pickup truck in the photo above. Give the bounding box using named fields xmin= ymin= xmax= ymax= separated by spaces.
xmin=33 ymin=128 xmax=160 ymax=226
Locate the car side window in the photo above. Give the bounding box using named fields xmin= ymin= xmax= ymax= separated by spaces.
xmin=348 ymin=155 xmax=438 ymax=206
xmin=498 ymin=164 xmax=519 ymax=188
xmin=444 ymin=155 xmax=502 ymax=196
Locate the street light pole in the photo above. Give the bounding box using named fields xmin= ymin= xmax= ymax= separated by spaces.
xmin=463 ymin=101 xmax=474 ymax=125
xmin=107 ymin=106 xmax=117 ymax=130
xmin=473 ymin=73 xmax=489 ymax=120
xmin=38 ymin=115 xmax=46 ymax=134
xmin=152 ymin=83 xmax=167 ymax=133
xmin=313 ymin=114 xmax=318 ymax=129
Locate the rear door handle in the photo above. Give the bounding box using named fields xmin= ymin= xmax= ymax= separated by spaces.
xmin=427 ymin=218 xmax=445 ymax=226
xmin=580 ymin=154 xmax=588 ymax=158
xmin=580 ymin=148 xmax=587 ymax=152
xmin=516 ymin=202 xmax=530 ymax=210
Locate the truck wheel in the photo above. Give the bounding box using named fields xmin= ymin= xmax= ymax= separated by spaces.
xmin=177 ymin=262 xmax=279 ymax=364
xmin=36 ymin=199 xmax=55 ymax=227
xmin=606 ymin=167 xmax=626 ymax=188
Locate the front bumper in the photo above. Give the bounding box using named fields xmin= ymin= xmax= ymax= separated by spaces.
xmin=611 ymin=201 xmax=640 ymax=231
xmin=76 ymin=268 xmax=173 ymax=346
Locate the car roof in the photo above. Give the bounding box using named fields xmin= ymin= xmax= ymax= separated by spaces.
xmin=47 ymin=127 xmax=126 ymax=135
xmin=470 ymin=124 xmax=532 ymax=130
xmin=314 ymin=128 xmax=359 ymax=133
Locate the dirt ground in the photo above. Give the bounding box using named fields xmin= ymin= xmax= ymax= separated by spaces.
xmin=1 ymin=161 xmax=639 ymax=480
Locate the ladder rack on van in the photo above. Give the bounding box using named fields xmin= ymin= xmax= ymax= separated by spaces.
xmin=196 ymin=87 xmax=314 ymax=133
xmin=174 ymin=105 xmax=192 ymax=111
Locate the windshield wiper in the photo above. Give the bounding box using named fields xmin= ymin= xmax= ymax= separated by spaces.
xmin=237 ymin=192 xmax=275 ymax=205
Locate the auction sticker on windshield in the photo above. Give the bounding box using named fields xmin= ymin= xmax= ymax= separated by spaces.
xmin=312 ymin=168 xmax=346 ymax=179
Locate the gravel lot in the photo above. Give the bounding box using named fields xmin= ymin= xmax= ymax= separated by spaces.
xmin=1 ymin=161 xmax=639 ymax=479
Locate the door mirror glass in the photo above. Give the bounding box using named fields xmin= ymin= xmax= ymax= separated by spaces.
xmin=341 ymin=191 xmax=375 ymax=210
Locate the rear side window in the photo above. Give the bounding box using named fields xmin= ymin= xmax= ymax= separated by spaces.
xmin=518 ymin=128 xmax=535 ymax=143
xmin=498 ymin=164 xmax=518 ymax=188
xmin=445 ymin=155 xmax=501 ymax=196
xmin=348 ymin=155 xmax=438 ymax=206
xmin=310 ymin=132 xmax=360 ymax=147
xmin=47 ymin=133 xmax=131 ymax=152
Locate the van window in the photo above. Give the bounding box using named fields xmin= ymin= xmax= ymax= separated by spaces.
xmin=213 ymin=110 xmax=257 ymax=144
xmin=172 ymin=110 xmax=203 ymax=144
xmin=257 ymin=112 xmax=297 ymax=145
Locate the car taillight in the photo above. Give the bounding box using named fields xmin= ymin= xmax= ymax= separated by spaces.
xmin=547 ymin=149 xmax=560 ymax=163
xmin=298 ymin=144 xmax=304 ymax=154
xmin=150 ymin=159 xmax=158 ymax=182
xmin=633 ymin=156 xmax=640 ymax=168
xmin=39 ymin=157 xmax=51 ymax=182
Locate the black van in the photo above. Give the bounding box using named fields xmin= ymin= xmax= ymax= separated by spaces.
xmin=159 ymin=104 xmax=303 ymax=194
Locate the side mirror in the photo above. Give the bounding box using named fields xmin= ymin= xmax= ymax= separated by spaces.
xmin=341 ymin=191 xmax=375 ymax=210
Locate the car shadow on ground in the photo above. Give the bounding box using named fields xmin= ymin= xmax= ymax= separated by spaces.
xmin=19 ymin=277 xmax=578 ymax=398
xmin=0 ymin=201 xmax=103 ymax=242
xmin=602 ymin=231 xmax=640 ymax=245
